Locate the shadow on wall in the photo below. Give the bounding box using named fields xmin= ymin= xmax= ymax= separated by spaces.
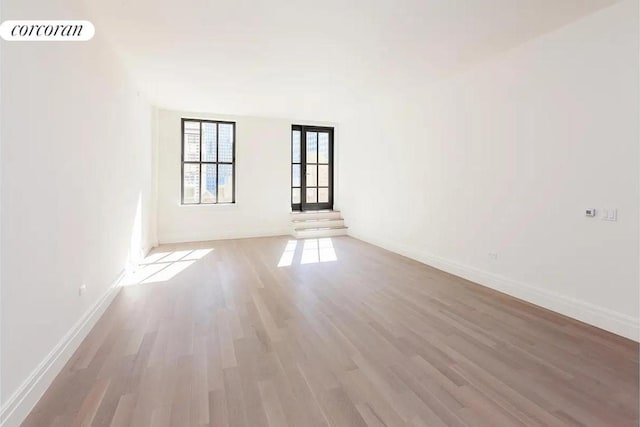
xmin=128 ymin=193 xmax=144 ymax=268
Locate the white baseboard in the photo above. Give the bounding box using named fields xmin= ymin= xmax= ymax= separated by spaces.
xmin=348 ymin=230 xmax=639 ymax=342
xmin=0 ymin=271 xmax=126 ymax=427
xmin=158 ymin=227 xmax=291 ymax=245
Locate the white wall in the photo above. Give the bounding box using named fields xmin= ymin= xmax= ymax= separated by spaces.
xmin=156 ymin=109 xmax=337 ymax=243
xmin=339 ymin=0 xmax=639 ymax=339
xmin=0 ymin=0 xmax=155 ymax=423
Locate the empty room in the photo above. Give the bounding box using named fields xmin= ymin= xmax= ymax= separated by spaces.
xmin=1 ymin=0 xmax=638 ymax=426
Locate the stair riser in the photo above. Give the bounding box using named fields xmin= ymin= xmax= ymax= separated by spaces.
xmin=294 ymin=228 xmax=348 ymax=239
xmin=292 ymin=219 xmax=345 ymax=230
xmin=290 ymin=211 xmax=342 ymax=221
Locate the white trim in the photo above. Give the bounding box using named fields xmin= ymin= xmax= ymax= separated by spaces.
xmin=0 ymin=271 xmax=126 ymax=427
xmin=348 ymin=230 xmax=639 ymax=342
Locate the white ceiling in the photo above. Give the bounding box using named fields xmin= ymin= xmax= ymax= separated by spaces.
xmin=88 ymin=0 xmax=618 ymax=121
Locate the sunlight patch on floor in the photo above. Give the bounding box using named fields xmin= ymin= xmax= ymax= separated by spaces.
xmin=124 ymin=248 xmax=213 ymax=285
xmin=278 ymin=240 xmax=298 ymax=267
xmin=279 ymin=238 xmax=337 ymax=267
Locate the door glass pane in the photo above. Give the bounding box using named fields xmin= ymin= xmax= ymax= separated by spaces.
xmin=218 ymin=164 xmax=233 ymax=202
xmin=306 ymin=165 xmax=317 ymax=186
xmin=183 ymin=163 xmax=200 ymax=203
xmin=292 ymin=188 xmax=301 ymax=204
xmin=306 ymin=188 xmax=317 ymax=203
xmin=184 ymin=121 xmax=200 ymax=161
xmin=292 ymin=165 xmax=301 ymax=187
xmin=218 ymin=124 xmax=234 ymax=162
xmin=292 ymin=130 xmax=301 ymax=163
xmin=306 ymin=132 xmax=317 ymax=163
xmin=318 ymin=188 xmax=329 ymax=203
xmin=202 ymin=122 xmax=216 ymax=162
xmin=318 ymin=165 xmax=329 ymax=187
xmin=318 ymin=133 xmax=329 ymax=164
xmin=201 ymin=164 xmax=217 ymax=203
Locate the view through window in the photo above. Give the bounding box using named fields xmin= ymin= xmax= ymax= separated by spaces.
xmin=181 ymin=118 xmax=235 ymax=204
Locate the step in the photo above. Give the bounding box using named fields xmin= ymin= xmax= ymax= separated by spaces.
xmin=291 ymin=218 xmax=345 ymax=230
xmin=294 ymin=226 xmax=348 ymax=239
xmin=290 ymin=210 xmax=342 ymax=221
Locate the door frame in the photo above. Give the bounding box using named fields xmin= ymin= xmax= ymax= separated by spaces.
xmin=291 ymin=125 xmax=334 ymax=211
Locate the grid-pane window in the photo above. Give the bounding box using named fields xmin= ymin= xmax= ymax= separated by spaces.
xmin=182 ymin=119 xmax=235 ymax=204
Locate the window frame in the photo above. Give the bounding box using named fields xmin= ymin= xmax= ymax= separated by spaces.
xmin=291 ymin=126 xmax=302 ymax=211
xmin=181 ymin=118 xmax=236 ymax=205
xmin=291 ymin=124 xmax=334 ymax=211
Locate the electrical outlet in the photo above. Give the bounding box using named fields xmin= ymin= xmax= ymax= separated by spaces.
xmin=488 ymin=252 xmax=498 ymax=260
xmin=79 ymin=284 xmax=87 ymax=296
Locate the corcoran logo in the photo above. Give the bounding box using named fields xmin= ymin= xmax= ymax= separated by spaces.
xmin=0 ymin=20 xmax=95 ymax=41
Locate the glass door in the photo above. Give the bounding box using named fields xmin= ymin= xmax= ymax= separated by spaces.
xmin=291 ymin=125 xmax=333 ymax=211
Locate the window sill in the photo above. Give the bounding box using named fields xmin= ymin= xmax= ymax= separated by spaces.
xmin=178 ymin=202 xmax=237 ymax=208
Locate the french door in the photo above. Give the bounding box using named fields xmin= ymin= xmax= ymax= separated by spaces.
xmin=291 ymin=125 xmax=334 ymax=211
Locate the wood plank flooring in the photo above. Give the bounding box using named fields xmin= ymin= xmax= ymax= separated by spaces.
xmin=23 ymin=236 xmax=639 ymax=426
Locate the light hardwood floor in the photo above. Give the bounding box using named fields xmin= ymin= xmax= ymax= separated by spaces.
xmin=24 ymin=236 xmax=638 ymax=426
